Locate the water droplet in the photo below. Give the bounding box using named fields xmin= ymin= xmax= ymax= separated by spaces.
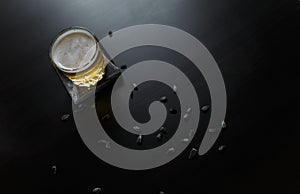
xmin=101 ymin=114 xmax=110 ymax=121
xmin=188 ymin=148 xmax=197 ymax=159
xmin=169 ymin=108 xmax=177 ymax=114
xmin=51 ymin=165 xmax=57 ymax=175
xmin=183 ymin=113 xmax=189 ymax=119
xmin=92 ymin=187 xmax=101 ymax=193
xmin=167 ymin=147 xmax=175 ymax=154
xmin=108 ymin=30 xmax=113 ymax=37
xmin=156 ymin=133 xmax=163 ymax=141
xmin=222 ymin=120 xmax=226 ymax=129
xmin=136 ymin=134 xmax=143 ymax=145
xmin=159 ymin=126 xmax=168 ymax=134
xmin=160 ymin=96 xmax=167 ymax=103
xmin=186 ymin=107 xmax=192 ymax=113
xmin=120 ymin=64 xmax=127 ymax=69
xmin=159 ymin=191 xmax=165 ymax=194
xmin=218 ymin=145 xmax=227 ymax=152
xmin=61 ymin=114 xmax=70 ymax=121
xmin=201 ymin=105 xmax=210 ymax=113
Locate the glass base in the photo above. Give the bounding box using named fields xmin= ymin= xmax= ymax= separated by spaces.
xmin=52 ymin=51 xmax=121 ymax=104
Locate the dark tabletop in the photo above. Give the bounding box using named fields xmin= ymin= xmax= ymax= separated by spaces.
xmin=1 ymin=0 xmax=300 ymax=193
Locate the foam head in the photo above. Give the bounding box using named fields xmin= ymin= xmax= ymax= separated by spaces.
xmin=50 ymin=28 xmax=98 ymax=73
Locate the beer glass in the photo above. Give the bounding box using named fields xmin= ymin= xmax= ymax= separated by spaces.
xmin=49 ymin=27 xmax=106 ymax=87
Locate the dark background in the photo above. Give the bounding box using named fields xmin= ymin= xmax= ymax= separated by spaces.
xmin=1 ymin=0 xmax=300 ymax=193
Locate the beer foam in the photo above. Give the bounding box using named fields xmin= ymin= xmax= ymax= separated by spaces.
xmin=51 ymin=29 xmax=97 ymax=73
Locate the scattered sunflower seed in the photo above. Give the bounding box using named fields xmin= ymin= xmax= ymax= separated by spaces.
xmin=170 ymin=108 xmax=177 ymax=114
xmin=133 ymin=126 xmax=141 ymax=132
xmin=222 ymin=120 xmax=226 ymax=129
xmin=188 ymin=148 xmax=198 ymax=159
xmin=218 ymin=145 xmax=227 ymax=152
xmin=183 ymin=113 xmax=189 ymax=119
xmin=120 ymin=64 xmax=127 ymax=69
xmin=105 ymin=141 xmax=111 ymax=149
xmin=208 ymin=128 xmax=217 ymax=133
xmin=167 ymin=147 xmax=175 ymax=154
xmin=186 ymin=107 xmax=192 ymax=113
xmin=156 ymin=133 xmax=163 ymax=141
xmin=97 ymin=140 xmax=110 ymax=149
xmin=51 ymin=165 xmax=57 ymax=175
xmin=159 ymin=126 xmax=168 ymax=134
xmin=160 ymin=96 xmax=167 ymax=103
xmin=132 ymin=83 xmax=138 ymax=91
xmin=108 ymin=30 xmax=113 ymax=37
xmin=173 ymin=85 xmax=177 ymax=93
xmin=188 ymin=129 xmax=195 ymax=138
xmin=61 ymin=114 xmax=70 ymax=121
xmin=92 ymin=187 xmax=101 ymax=193
xmin=101 ymin=114 xmax=110 ymax=121
xmin=97 ymin=139 xmax=107 ymax=143
xmin=181 ymin=138 xmax=189 ymax=143
xmin=130 ymin=92 xmax=133 ymax=99
xmin=201 ymin=105 xmax=210 ymax=113
xmin=137 ymin=134 xmax=143 ymax=145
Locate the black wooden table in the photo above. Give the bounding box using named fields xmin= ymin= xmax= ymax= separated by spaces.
xmin=1 ymin=0 xmax=300 ymax=193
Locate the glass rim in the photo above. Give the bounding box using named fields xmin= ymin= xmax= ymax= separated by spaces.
xmin=49 ymin=26 xmax=100 ymax=74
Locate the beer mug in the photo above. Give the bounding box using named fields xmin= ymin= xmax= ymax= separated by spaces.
xmin=49 ymin=26 xmax=106 ymax=87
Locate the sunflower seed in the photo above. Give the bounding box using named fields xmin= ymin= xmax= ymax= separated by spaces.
xmin=173 ymin=85 xmax=177 ymax=93
xmin=188 ymin=148 xmax=198 ymax=159
xmin=130 ymin=92 xmax=133 ymax=99
xmin=51 ymin=165 xmax=57 ymax=175
xmin=166 ymin=147 xmax=175 ymax=154
xmin=92 ymin=187 xmax=101 ymax=193
xmin=108 ymin=30 xmax=113 ymax=37
xmin=101 ymin=114 xmax=110 ymax=121
xmin=137 ymin=134 xmax=143 ymax=145
xmin=160 ymin=96 xmax=167 ymax=103
xmin=156 ymin=133 xmax=163 ymax=141
xmin=218 ymin=145 xmax=227 ymax=152
xmin=120 ymin=64 xmax=127 ymax=69
xmin=61 ymin=114 xmax=70 ymax=121
xmin=186 ymin=107 xmax=192 ymax=113
xmin=181 ymin=138 xmax=189 ymax=143
xmin=222 ymin=120 xmax=226 ymax=129
xmin=183 ymin=113 xmax=189 ymax=119
xmin=132 ymin=83 xmax=138 ymax=91
xmin=170 ymin=108 xmax=177 ymax=114
xmin=133 ymin=126 xmax=141 ymax=132
xmin=159 ymin=126 xmax=168 ymax=134
xmin=208 ymin=128 xmax=217 ymax=133
xmin=201 ymin=105 xmax=210 ymax=113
